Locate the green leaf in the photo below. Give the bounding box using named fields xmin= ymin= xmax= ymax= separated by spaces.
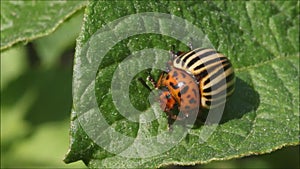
xmin=0 ymin=0 xmax=87 ymax=50
xmin=64 ymin=1 xmax=299 ymax=168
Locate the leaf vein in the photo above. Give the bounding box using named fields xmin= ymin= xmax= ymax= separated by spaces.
xmin=235 ymin=55 xmax=297 ymax=72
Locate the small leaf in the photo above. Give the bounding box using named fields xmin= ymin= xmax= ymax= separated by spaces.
xmin=65 ymin=1 xmax=299 ymax=168
xmin=0 ymin=0 xmax=87 ymax=50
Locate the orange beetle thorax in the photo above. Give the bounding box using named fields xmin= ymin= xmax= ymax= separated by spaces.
xmin=158 ymin=67 xmax=200 ymax=117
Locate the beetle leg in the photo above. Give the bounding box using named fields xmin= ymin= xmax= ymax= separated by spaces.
xmin=155 ymin=72 xmax=166 ymax=88
xmin=166 ymin=112 xmax=176 ymax=131
xmin=139 ymin=71 xmax=166 ymax=91
xmin=167 ymin=113 xmax=186 ymax=131
xmin=138 ymin=78 xmax=152 ymax=91
xmin=167 ymin=112 xmax=184 ymax=121
xmin=145 ymin=73 xmax=157 ymax=88
xmin=167 ymin=115 xmax=174 ymax=131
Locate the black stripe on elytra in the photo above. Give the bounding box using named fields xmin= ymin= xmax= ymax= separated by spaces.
xmin=187 ymin=55 xmax=200 ymax=68
xmin=203 ymin=56 xmax=227 ymax=68
xmin=193 ymin=63 xmax=205 ymax=72
xmin=175 ymin=52 xmax=186 ymax=63
xmin=193 ymin=57 xmax=227 ymax=73
xmin=203 ymin=62 xmax=229 ymax=85
xmin=204 ymin=77 xmax=210 ymax=86
xmin=181 ymin=51 xmax=196 ymax=67
xmin=203 ymin=73 xmax=235 ymax=99
xmin=175 ymin=48 xmax=204 ymax=65
xmin=203 ymin=62 xmax=231 ymax=86
xmin=226 ymin=71 xmax=235 ymax=82
xmin=205 ymin=100 xmax=211 ymax=106
xmin=197 ymin=50 xmax=218 ymax=60
xmin=226 ymin=83 xmax=235 ymax=94
xmin=175 ymin=58 xmax=181 ymax=64
xmin=184 ymin=50 xmax=217 ymax=68
xmin=198 ymin=69 xmax=208 ymax=80
xmin=203 ymin=71 xmax=234 ymax=97
xmin=204 ymin=89 xmax=226 ymax=100
xmin=204 ymin=78 xmax=226 ymax=94
xmin=206 ymin=59 xmax=228 ymax=73
xmin=204 ymin=94 xmax=212 ymax=99
xmin=203 ymin=86 xmax=212 ymax=93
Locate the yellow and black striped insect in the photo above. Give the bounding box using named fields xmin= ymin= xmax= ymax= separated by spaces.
xmin=143 ymin=47 xmax=235 ymax=125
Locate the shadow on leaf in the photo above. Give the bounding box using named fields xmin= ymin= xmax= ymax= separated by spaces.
xmin=221 ymin=77 xmax=260 ymax=123
xmin=193 ymin=77 xmax=260 ymax=128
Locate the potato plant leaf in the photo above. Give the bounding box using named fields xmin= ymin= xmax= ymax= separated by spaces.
xmin=0 ymin=0 xmax=87 ymax=50
xmin=64 ymin=1 xmax=299 ymax=168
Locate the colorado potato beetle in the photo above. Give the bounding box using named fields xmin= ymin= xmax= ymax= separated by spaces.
xmin=142 ymin=47 xmax=235 ymax=127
